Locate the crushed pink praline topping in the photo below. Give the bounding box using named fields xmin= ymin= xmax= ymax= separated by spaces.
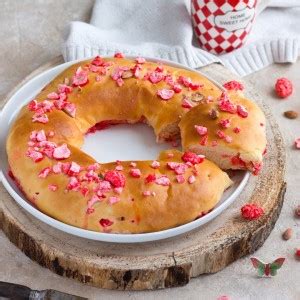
xmin=72 ymin=67 xmax=89 ymax=87
xmin=68 ymin=162 xmax=81 ymax=175
xmin=223 ymin=80 xmax=244 ymax=91
xmin=135 ymin=57 xmax=146 ymax=64
xmin=91 ymin=56 xmax=104 ymax=66
xmin=87 ymin=163 xmax=100 ymax=171
xmin=63 ymin=102 xmax=76 ymax=118
xmin=130 ymin=168 xmax=142 ymax=178
xmin=36 ymin=130 xmax=47 ymax=142
xmin=32 ymin=114 xmax=49 ymax=124
xmin=237 ymin=104 xmax=248 ymax=118
xmin=28 ymin=100 xmax=38 ymax=111
xmin=47 ymin=92 xmax=59 ymax=100
xmin=182 ymin=152 xmax=204 ymax=165
xmin=151 ymin=160 xmax=160 ymax=169
xmin=145 ymin=174 xmax=156 ymax=184
xmin=252 ymin=162 xmax=262 ymax=175
xmin=114 ymin=187 xmax=123 ymax=194
xmin=149 ymin=71 xmax=164 ymax=84
xmin=38 ymin=167 xmax=51 ymax=178
xmin=157 ymin=89 xmax=175 ymax=100
xmin=176 ymin=175 xmax=185 ymax=184
xmin=95 ymin=180 xmax=112 ymax=195
xmin=195 ymin=125 xmax=208 ymax=136
xmin=53 ymin=144 xmax=71 ymax=160
xmin=48 ymin=184 xmax=58 ymax=192
xmin=99 ymin=218 xmax=114 ymax=227
xmin=104 ymin=170 xmax=126 ymax=188
xmin=178 ymin=76 xmax=202 ymax=90
xmin=233 ymin=127 xmax=241 ymax=133
xmin=58 ymin=84 xmax=72 ymax=94
xmin=81 ymin=187 xmax=89 ymax=197
xmin=224 ymin=135 xmax=233 ymax=143
xmin=155 ymin=65 xmax=164 ymax=72
xmin=219 ymin=119 xmax=231 ymax=128
xmin=116 ymin=78 xmax=124 ymax=87
xmin=67 ymin=176 xmax=80 ymax=191
xmin=173 ymin=83 xmax=182 ymax=93
xmin=131 ymin=64 xmax=142 ymax=78
xmin=48 ymin=131 xmax=55 ymax=137
xmin=114 ymin=52 xmax=125 ymax=58
xmin=199 ymin=135 xmax=208 ymax=146
xmin=218 ymin=92 xmax=236 ymax=114
xmin=115 ymin=165 xmax=123 ymax=171
xmin=188 ymin=175 xmax=196 ymax=184
xmin=52 ymin=162 xmax=63 ymax=174
xmin=108 ymin=196 xmax=120 ymax=205
xmin=182 ymin=97 xmax=193 ymax=109
xmin=26 ymin=149 xmax=44 ymax=163
xmin=167 ymin=162 xmax=187 ymax=175
xmin=295 ymin=138 xmax=300 ymax=149
xmin=216 ymin=130 xmax=225 ymax=139
xmin=231 ymin=155 xmax=246 ymax=167
xmin=142 ymin=190 xmax=151 ymax=196
xmin=155 ymin=175 xmax=170 ymax=186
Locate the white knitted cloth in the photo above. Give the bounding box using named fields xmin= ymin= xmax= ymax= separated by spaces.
xmin=62 ymin=0 xmax=300 ymax=77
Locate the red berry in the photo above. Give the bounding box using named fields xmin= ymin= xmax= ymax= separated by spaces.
xmin=241 ymin=203 xmax=264 ymax=220
xmin=181 ymin=152 xmax=204 ymax=165
xmin=275 ymin=77 xmax=293 ymax=98
xmin=104 ymin=170 xmax=126 ymax=188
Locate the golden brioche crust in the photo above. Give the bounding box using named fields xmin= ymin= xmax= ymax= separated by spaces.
xmin=179 ymin=90 xmax=267 ymax=173
xmin=6 ymin=56 xmax=265 ymax=233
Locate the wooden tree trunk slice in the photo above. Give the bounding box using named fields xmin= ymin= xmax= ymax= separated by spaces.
xmin=0 ymin=57 xmax=286 ymax=290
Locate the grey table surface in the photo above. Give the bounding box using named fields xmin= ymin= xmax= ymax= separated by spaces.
xmin=0 ymin=1 xmax=300 ymax=299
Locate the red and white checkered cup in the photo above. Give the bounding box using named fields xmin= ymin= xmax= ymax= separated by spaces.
xmin=192 ymin=0 xmax=258 ymax=54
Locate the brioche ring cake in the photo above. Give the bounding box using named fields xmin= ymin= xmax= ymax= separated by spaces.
xmin=6 ymin=54 xmax=266 ymax=234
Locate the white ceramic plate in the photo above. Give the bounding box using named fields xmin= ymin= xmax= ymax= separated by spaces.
xmin=0 ymin=56 xmax=249 ymax=243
